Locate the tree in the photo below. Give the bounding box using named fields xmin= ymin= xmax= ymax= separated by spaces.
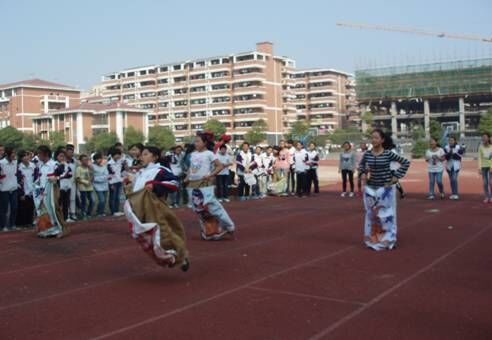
xmin=411 ymin=124 xmax=425 ymax=141
xmin=478 ymin=107 xmax=492 ymax=134
xmin=49 ymin=131 xmax=66 ymax=150
xmin=0 ymin=126 xmax=24 ymax=148
xmin=85 ymin=132 xmax=118 ymax=154
xmin=148 ymin=126 xmax=175 ymax=151
xmin=244 ymin=119 xmax=268 ymax=145
xmin=123 ymin=126 xmax=145 ymax=147
xmin=287 ymin=121 xmax=310 ymax=141
xmin=328 ymin=127 xmax=363 ymax=145
xmin=429 ymin=119 xmax=443 ymax=140
xmin=361 ymin=111 xmax=374 ymax=125
xmin=412 ymin=139 xmax=428 ymax=159
xmin=21 ymin=133 xmax=42 ymax=151
xmin=182 ymin=135 xmax=194 ymax=144
xmin=203 ymin=119 xmax=226 ymax=138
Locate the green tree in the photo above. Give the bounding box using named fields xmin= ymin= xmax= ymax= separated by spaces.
xmin=49 ymin=131 xmax=66 ymax=150
xmin=148 ymin=126 xmax=176 ymax=150
xmin=412 ymin=139 xmax=428 ymax=159
xmin=429 ymin=119 xmax=443 ymax=140
xmin=85 ymin=132 xmax=118 ymax=154
xmin=411 ymin=124 xmax=425 ymax=141
xmin=286 ymin=121 xmax=310 ymax=141
xmin=203 ymin=119 xmax=226 ymax=138
xmin=0 ymin=126 xmax=24 ymax=148
xmin=123 ymin=126 xmax=145 ymax=147
xmin=21 ymin=133 xmax=41 ymax=150
xmin=182 ymin=135 xmax=194 ymax=144
xmin=478 ymin=107 xmax=492 ymax=134
xmin=244 ymin=119 xmax=268 ymax=145
xmin=328 ymin=127 xmax=363 ymax=145
xmin=361 ymin=111 xmax=374 ymax=125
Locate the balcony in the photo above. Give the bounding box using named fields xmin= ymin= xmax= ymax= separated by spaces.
xmin=0 ymin=97 xmax=10 ymax=103
xmin=40 ymin=95 xmax=68 ymax=104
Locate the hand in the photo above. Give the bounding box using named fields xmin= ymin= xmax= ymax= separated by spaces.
xmin=391 ymin=176 xmax=398 ymax=184
xmin=203 ymin=174 xmax=211 ymax=181
xmin=48 ymin=176 xmax=58 ymax=183
xmin=145 ymin=183 xmax=153 ymax=191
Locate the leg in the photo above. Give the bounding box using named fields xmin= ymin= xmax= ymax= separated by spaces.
xmin=341 ymin=170 xmax=348 ymax=193
xmin=290 ymin=168 xmax=296 ymax=193
xmin=348 ymin=170 xmax=354 ymax=193
xmin=0 ymin=191 xmax=9 ymax=229
xmin=428 ymin=172 xmax=436 ymax=196
xmin=238 ymin=175 xmax=245 ymax=198
xmin=313 ymin=169 xmax=319 ymax=193
xmin=114 ymin=183 xmax=122 ymax=213
xmin=86 ymin=192 xmax=94 ymax=216
xmin=215 ymin=176 xmax=223 ymax=199
xmin=108 ymin=185 xmax=116 ymax=214
xmin=436 ymin=172 xmax=444 ymax=194
xmin=296 ymin=173 xmax=302 ymax=196
xmin=69 ymin=182 xmax=77 ymax=218
xmin=9 ymin=190 xmax=18 ymax=228
xmin=481 ymin=168 xmax=490 ymax=199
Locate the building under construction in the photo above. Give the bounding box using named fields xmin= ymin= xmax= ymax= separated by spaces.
xmin=355 ymin=57 xmax=492 ymax=138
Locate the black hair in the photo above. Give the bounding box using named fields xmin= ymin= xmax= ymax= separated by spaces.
xmin=93 ymin=152 xmax=103 ymax=162
xmin=17 ymin=150 xmax=27 ymax=160
xmin=142 ymin=145 xmax=161 ymax=160
xmin=342 ymin=141 xmax=351 ymax=149
xmin=184 ymin=143 xmax=195 ymax=156
xmin=129 ymin=143 xmax=144 ymax=152
xmin=219 ymin=144 xmax=227 ymax=150
xmin=54 ymin=149 xmax=66 ymax=160
xmin=109 ymin=147 xmax=122 ymax=157
xmin=309 ymin=141 xmax=317 ymax=147
xmin=78 ymin=154 xmax=88 ymax=161
xmin=242 ymin=142 xmax=250 ymax=147
xmin=372 ymin=129 xmax=395 ymax=150
xmin=287 ymin=139 xmax=294 ymax=144
xmin=482 ymin=132 xmax=491 ymax=143
xmin=114 ymin=142 xmax=123 ymax=147
xmin=37 ymin=145 xmax=52 ymax=158
xmin=65 ymin=144 xmax=75 ymax=151
xmin=196 ymin=131 xmax=215 ymax=151
xmin=5 ymin=147 xmax=16 ymax=159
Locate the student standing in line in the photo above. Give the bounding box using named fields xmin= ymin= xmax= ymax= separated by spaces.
xmin=16 ymin=150 xmax=36 ymax=228
xmin=444 ymin=136 xmax=464 ymax=200
xmin=478 ymin=132 xmax=492 ymax=203
xmin=339 ymin=142 xmax=356 ymax=197
xmin=306 ymin=142 xmax=320 ymax=195
xmin=0 ymin=148 xmax=19 ymax=231
xmin=293 ymin=142 xmax=309 ymax=198
xmin=425 ymin=137 xmax=446 ymax=200
xmin=76 ymin=154 xmax=94 ymax=219
xmin=216 ymin=144 xmax=232 ymax=202
xmin=92 ymin=153 xmax=110 ymax=216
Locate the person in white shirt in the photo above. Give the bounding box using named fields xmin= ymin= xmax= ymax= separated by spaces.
xmin=306 ymin=142 xmax=320 ymax=194
xmin=444 ymin=136 xmax=464 ymax=200
xmin=186 ymin=131 xmax=235 ymax=241
xmin=425 ymin=137 xmax=446 ymax=200
xmin=92 ymin=152 xmax=110 ymax=216
xmin=252 ymin=146 xmax=267 ymax=199
xmin=169 ymin=145 xmax=184 ymax=208
xmin=16 ymin=150 xmax=36 ymax=227
xmin=262 ymin=146 xmax=275 ymax=192
xmin=293 ymin=142 xmax=309 ymax=197
xmin=287 ymin=139 xmax=296 ymax=195
xmin=216 ymin=144 xmax=232 ymax=202
xmin=107 ymin=148 xmax=125 ymax=216
xmin=0 ymin=147 xmax=19 ymax=231
xmin=54 ymin=149 xmax=74 ymax=221
xmin=236 ymin=142 xmax=257 ymax=201
xmin=64 ymin=144 xmax=78 ymax=221
xmin=34 ymin=145 xmax=68 ymax=238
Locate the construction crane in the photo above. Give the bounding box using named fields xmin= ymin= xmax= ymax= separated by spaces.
xmin=336 ymin=22 xmax=492 ymax=43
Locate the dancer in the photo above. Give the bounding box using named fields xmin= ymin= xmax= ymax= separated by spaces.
xmin=33 ymin=145 xmax=68 ymax=238
xmin=478 ymin=132 xmax=492 ymax=203
xmin=185 ymin=131 xmax=235 ymax=240
xmin=124 ymin=146 xmax=189 ymax=271
xmin=359 ymin=130 xmax=410 ymax=251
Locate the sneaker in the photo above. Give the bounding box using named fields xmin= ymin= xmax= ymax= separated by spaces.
xmin=400 ymin=192 xmax=406 ymax=199
xmin=2 ymin=228 xmax=9 ymax=232
xmin=340 ymin=192 xmax=347 ymax=197
xmin=180 ymin=258 xmax=190 ymax=272
xmin=223 ymin=198 xmax=230 ymax=203
xmin=427 ymin=195 xmax=435 ymax=200
xmin=66 ymin=218 xmax=75 ymax=223
xmin=449 ymin=195 xmax=456 ymax=200
xmin=217 ymin=199 xmax=223 ymax=203
xmin=69 ymin=215 xmax=78 ymax=221
xmin=348 ymin=192 xmax=355 ymax=198
xmin=113 ymin=212 xmax=125 ymax=217
xmin=483 ymin=198 xmax=489 ymax=204
xmin=239 ymin=197 xmax=247 ymax=202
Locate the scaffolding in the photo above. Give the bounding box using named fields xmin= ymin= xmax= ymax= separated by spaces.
xmin=355 ymin=57 xmax=492 ymax=101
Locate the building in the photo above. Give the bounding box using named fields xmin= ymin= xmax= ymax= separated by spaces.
xmin=32 ymin=102 xmax=148 ymax=152
xmin=0 ymin=79 xmax=81 ymax=132
xmin=96 ymin=42 xmax=354 ymax=144
xmin=355 ymin=57 xmax=492 ymax=138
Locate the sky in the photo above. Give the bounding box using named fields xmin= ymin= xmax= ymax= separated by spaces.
xmin=1 ymin=0 xmax=491 ymax=90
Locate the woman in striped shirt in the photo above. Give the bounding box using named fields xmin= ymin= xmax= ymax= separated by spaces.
xmin=358 ymin=129 xmax=410 ymax=251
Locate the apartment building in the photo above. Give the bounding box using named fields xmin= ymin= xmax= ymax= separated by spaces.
xmin=0 ymin=79 xmax=81 ymax=132
xmin=32 ymin=102 xmax=148 ymax=152
xmin=97 ymin=42 xmax=354 ymax=144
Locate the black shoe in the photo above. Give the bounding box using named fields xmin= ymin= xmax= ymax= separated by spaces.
xmin=181 ymin=258 xmax=190 ymax=272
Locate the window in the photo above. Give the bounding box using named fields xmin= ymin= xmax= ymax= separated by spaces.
xmin=296 ymin=94 xmax=306 ymax=99
xmin=159 ymin=66 xmax=168 ymax=72
xmin=92 ymin=127 xmax=108 ymax=135
xmin=158 ymin=114 xmax=168 ymax=120
xmin=211 ymin=59 xmax=220 ymax=65
xmin=294 ymin=83 xmax=306 ymax=89
xmin=233 ymin=107 xmax=262 ymax=115
xmin=222 ymin=58 xmax=230 ymax=63
xmin=158 ymin=102 xmax=169 ymax=108
xmin=309 ymin=81 xmax=333 ymax=88
xmin=174 ymin=76 xmax=187 ymax=83
xmin=174 ymin=88 xmax=188 ymax=95
xmin=233 ymin=67 xmax=262 ymax=75
xmin=296 ymin=105 xmax=306 ymax=110
xmin=123 ymin=94 xmax=135 ymax=100
xmin=157 ymin=90 xmax=168 ymax=96
xmin=190 ymin=98 xmax=207 ymax=105
xmin=190 ymin=73 xmax=206 ymax=80
xmin=175 ymin=124 xmax=188 ymax=130
xmin=191 ymin=124 xmax=204 ymax=130
xmin=140 ymin=81 xmax=155 ymax=87
xmin=236 ymin=54 xmax=254 ymax=62
xmin=257 ymin=55 xmax=264 ymax=60
xmin=174 ymin=100 xmax=188 ymax=107
xmin=191 ymin=111 xmax=207 ymax=117
xmin=212 ymin=109 xmax=230 ymax=116
xmin=291 ymin=73 xmax=306 ymax=79
xmin=149 ymin=68 xmax=156 ymax=74
xmin=158 ymin=78 xmax=168 ymax=84
xmin=191 ymin=86 xmax=206 ymax=93
xmin=308 ymin=103 xmax=334 ymax=109
xmin=140 ymin=70 xmax=147 ymax=76
xmin=233 ymin=94 xmax=263 ymax=101
xmin=196 ymin=61 xmax=206 ymax=67
xmin=233 ymin=121 xmax=255 ymax=128
xmin=173 ymin=65 xmax=182 ymax=71
xmin=123 ymin=83 xmax=135 ymax=89
xmin=106 ymin=85 xmax=120 ymax=90
xmin=140 ymin=92 xmax=156 ymax=98
xmin=174 ymin=112 xmax=188 ymax=119
xmin=233 ymin=81 xmax=262 ymax=88
xmin=148 ymin=115 xmax=156 ymax=121
xmin=92 ymin=114 xmax=108 ymax=126
xmin=127 ymin=72 xmax=135 ymax=77
xmin=211 ymin=71 xmax=229 ymax=78
xmin=308 ymin=92 xmax=332 ymax=99
xmin=211 ymin=83 xmax=229 ymax=91
xmin=212 ymin=96 xmax=230 ymax=103
xmin=141 ymin=103 xmax=156 ymax=109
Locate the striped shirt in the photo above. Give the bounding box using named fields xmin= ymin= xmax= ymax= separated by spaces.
xmin=358 ymin=150 xmax=410 ymax=188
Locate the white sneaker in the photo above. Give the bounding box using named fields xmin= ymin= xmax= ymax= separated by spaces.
xmin=66 ymin=218 xmax=75 ymax=223
xmin=427 ymin=195 xmax=435 ymax=200
xmin=113 ymin=212 xmax=125 ymax=217
xmin=223 ymin=198 xmax=230 ymax=203
xmin=349 ymin=192 xmax=355 ymax=198
xmin=341 ymin=192 xmax=347 ymax=197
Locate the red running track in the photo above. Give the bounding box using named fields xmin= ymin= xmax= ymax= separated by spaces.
xmin=0 ymin=160 xmax=491 ymax=340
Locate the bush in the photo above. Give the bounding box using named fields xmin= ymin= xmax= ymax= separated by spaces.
xmin=411 ymin=139 xmax=428 ymax=159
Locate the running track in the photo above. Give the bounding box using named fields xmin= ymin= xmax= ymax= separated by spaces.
xmin=1 ymin=160 xmax=491 ymax=340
